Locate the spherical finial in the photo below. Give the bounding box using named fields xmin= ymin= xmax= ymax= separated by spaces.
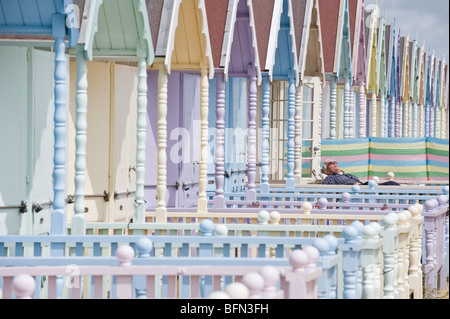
xmin=362 ymin=224 xmax=377 ymax=240
xmin=289 ymin=249 xmax=308 ymax=270
xmin=368 ymin=221 xmax=382 ymax=235
xmin=408 ymin=204 xmax=421 ymax=217
xmin=301 ymin=202 xmax=312 ymax=214
xmin=368 ymin=180 xmax=377 ymax=189
xmin=313 ymin=238 xmax=330 ymax=256
xmin=442 ymin=185 xmax=449 ymax=196
xmin=116 ymin=245 xmax=135 ymax=266
xmin=225 ymin=282 xmax=249 ymax=299
xmin=269 ymin=211 xmax=281 ymax=224
xmin=437 ymin=195 xmax=448 ymax=206
xmin=382 ymin=213 xmax=398 ymax=228
xmin=413 ymin=203 xmax=423 ymax=214
xmin=12 ymin=274 xmax=35 ymax=299
xmin=208 ymin=291 xmax=231 ymax=299
xmin=257 ymin=210 xmax=270 ymax=224
xmin=213 ymin=224 xmax=228 ymax=236
xmin=350 ymin=220 xmax=364 ymax=237
xmin=424 ymin=199 xmax=438 ymax=211
xmin=199 ymin=219 xmax=214 ymax=236
xmin=387 ymin=172 xmax=395 ymax=181
xmin=323 ymin=234 xmax=339 ymax=254
xmin=342 ymin=225 xmax=358 ymax=243
xmin=317 ymin=198 xmax=328 ymax=208
xmin=342 ymin=192 xmax=351 ymax=202
xmin=302 ymin=246 xmax=319 ymax=269
xmin=136 ymin=237 xmax=153 ymax=258
xmin=351 ymin=185 xmax=360 ymax=193
xmin=397 ymin=212 xmax=408 ymax=225
xmin=242 ymin=272 xmax=265 ymax=297
xmin=259 ymin=266 xmax=280 ymax=287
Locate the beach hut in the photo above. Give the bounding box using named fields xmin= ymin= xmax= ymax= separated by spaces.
xmin=254 ymin=0 xmax=299 ymax=189
xmin=385 ymin=22 xmax=397 ymax=137
xmin=205 ymin=0 xmax=262 ymax=205
xmin=349 ymin=0 xmax=366 ymax=139
xmin=292 ymin=0 xmax=325 ymax=183
xmin=364 ymin=5 xmax=378 ymax=137
xmin=66 ymin=0 xmax=154 ymax=234
xmin=0 ymin=0 xmax=79 ymax=235
xmin=146 ymin=0 xmax=214 ymax=221
xmin=319 ymin=0 xmax=353 ymax=140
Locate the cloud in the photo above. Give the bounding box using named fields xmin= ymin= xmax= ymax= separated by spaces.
xmin=365 ymin=0 xmax=449 ymax=58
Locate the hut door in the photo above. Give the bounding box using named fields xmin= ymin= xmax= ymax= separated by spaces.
xmin=179 ymin=73 xmax=201 ymax=207
xmin=111 ymin=64 xmax=137 ymax=222
xmin=69 ymin=62 xmax=138 ymax=223
xmin=301 ymin=77 xmax=322 ymax=182
xmin=225 ymin=78 xmax=247 ymax=193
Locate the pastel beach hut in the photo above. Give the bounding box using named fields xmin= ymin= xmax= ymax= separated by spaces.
xmin=349 ymin=0 xmax=367 ymax=139
xmin=0 ymin=0 xmax=79 ymax=235
xmin=204 ymin=0 xmax=262 ymax=205
xmin=66 ymin=0 xmax=155 ymax=234
xmin=145 ymin=0 xmax=214 ymax=221
xmin=319 ymin=0 xmax=353 ymax=141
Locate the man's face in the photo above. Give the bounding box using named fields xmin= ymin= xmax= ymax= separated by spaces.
xmin=325 ymin=161 xmax=340 ymax=174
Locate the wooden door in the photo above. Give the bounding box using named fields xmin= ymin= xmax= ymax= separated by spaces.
xmin=225 ymin=78 xmax=247 ymax=193
xmin=179 ymin=73 xmax=201 ymax=207
xmin=68 ymin=61 xmax=111 ymax=223
xmin=111 ymin=64 xmax=137 ymax=222
xmin=0 ymin=46 xmax=28 ymax=235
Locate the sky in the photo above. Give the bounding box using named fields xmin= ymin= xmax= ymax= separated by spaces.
xmin=365 ymin=0 xmax=449 ymax=61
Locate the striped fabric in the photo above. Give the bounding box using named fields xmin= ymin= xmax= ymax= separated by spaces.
xmin=321 ymin=137 xmax=449 ymax=182
xmin=321 ymin=138 xmax=370 ymax=178
xmin=427 ymin=137 xmax=450 ymax=181
xmin=370 ymin=138 xmax=427 ymax=180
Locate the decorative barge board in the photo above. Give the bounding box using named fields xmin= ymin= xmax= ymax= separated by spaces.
xmin=293 ymin=0 xmax=325 ymax=184
xmin=319 ymin=0 xmax=352 ymax=141
xmin=0 ymin=0 xmax=79 ymax=235
xmin=205 ymin=0 xmax=262 ymax=206
xmin=68 ymin=0 xmax=154 ymax=234
xmin=147 ymin=0 xmax=214 ymax=221
xmin=385 ymin=22 xmax=397 ymax=138
xmin=364 ymin=5 xmax=378 ymax=137
xmin=399 ymin=34 xmax=410 ymax=138
xmin=376 ymin=16 xmax=387 ymax=137
xmin=349 ymin=0 xmax=366 ymax=139
xmin=408 ymin=39 xmax=418 ymax=138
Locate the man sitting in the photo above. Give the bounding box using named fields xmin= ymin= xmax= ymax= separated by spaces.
xmin=321 ymin=160 xmax=400 ymax=186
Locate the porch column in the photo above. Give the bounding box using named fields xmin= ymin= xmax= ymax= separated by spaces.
xmin=286 ymin=73 xmax=295 ymax=188
xmin=344 ymin=79 xmax=351 ymax=138
xmin=349 ymin=87 xmax=355 ymax=138
xmin=155 ymin=63 xmax=168 ymax=222
xmin=247 ymin=68 xmax=258 ymax=200
xmin=388 ymin=94 xmax=395 ymax=137
xmin=380 ymin=94 xmax=386 ymax=137
xmin=50 ymin=14 xmax=67 ymax=235
xmin=294 ymin=84 xmax=302 ymax=184
xmin=330 ymin=76 xmax=337 ymax=139
xmin=358 ymin=82 xmax=366 ymax=137
xmin=371 ymin=91 xmax=377 ymax=137
xmin=71 ymin=45 xmax=88 ymax=235
xmin=214 ymin=73 xmax=226 ymax=208
xmin=395 ymin=101 xmax=401 ymax=137
xmin=260 ymin=74 xmax=270 ymax=194
xmin=197 ymin=66 xmax=209 ymax=213
xmin=134 ymin=54 xmax=148 ymax=224
xmin=403 ymin=100 xmax=409 ymax=137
